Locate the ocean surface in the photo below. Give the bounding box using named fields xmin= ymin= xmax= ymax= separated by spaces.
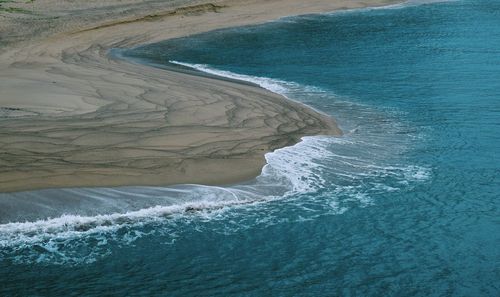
xmin=1 ymin=0 xmax=499 ymax=295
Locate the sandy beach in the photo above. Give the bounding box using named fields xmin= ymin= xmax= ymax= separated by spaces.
xmin=0 ymin=0 xmax=399 ymax=192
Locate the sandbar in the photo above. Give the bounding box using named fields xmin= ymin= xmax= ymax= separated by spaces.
xmin=0 ymin=0 xmax=399 ymax=192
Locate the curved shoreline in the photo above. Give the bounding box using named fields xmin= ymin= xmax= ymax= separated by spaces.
xmin=0 ymin=0 xmax=399 ymax=193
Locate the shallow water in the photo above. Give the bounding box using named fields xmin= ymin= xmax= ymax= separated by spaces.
xmin=1 ymin=0 xmax=499 ymax=295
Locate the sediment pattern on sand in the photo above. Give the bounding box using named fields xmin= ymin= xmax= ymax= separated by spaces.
xmin=0 ymin=0 xmax=352 ymax=192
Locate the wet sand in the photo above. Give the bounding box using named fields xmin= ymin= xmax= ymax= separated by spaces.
xmin=0 ymin=0 xmax=399 ymax=192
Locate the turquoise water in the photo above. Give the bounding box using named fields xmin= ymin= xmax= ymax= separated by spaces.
xmin=1 ymin=0 xmax=499 ymax=295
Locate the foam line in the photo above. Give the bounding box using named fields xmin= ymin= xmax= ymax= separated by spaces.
xmin=170 ymin=60 xmax=295 ymax=95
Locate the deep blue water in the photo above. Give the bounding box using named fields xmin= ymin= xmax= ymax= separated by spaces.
xmin=1 ymin=0 xmax=499 ymax=296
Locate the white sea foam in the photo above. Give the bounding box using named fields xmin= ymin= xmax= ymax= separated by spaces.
xmin=0 ymin=200 xmax=244 ymax=248
xmin=373 ymin=0 xmax=458 ymax=9
xmin=260 ymin=137 xmax=333 ymax=193
xmin=170 ymin=60 xmax=296 ymax=96
xmin=318 ymin=0 xmax=458 ymax=15
xmin=404 ymin=0 xmax=459 ymax=5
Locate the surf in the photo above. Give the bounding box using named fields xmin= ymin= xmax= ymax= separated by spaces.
xmin=0 ymin=73 xmax=429 ymax=264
